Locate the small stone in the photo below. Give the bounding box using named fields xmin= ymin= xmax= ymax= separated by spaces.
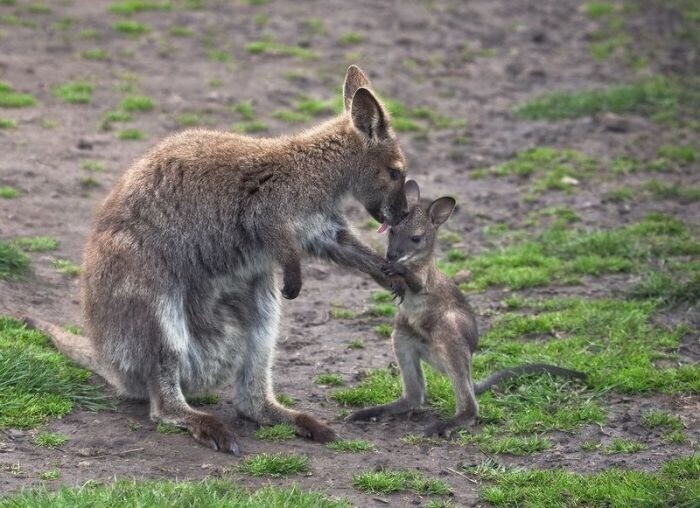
xmin=599 ymin=113 xmax=630 ymax=132
xmin=77 ymin=139 xmax=93 ymax=150
xmin=561 ymin=176 xmax=580 ymax=186
xmin=454 ymin=269 xmax=472 ymax=284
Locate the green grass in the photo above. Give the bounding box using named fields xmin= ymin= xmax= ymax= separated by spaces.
xmin=641 ymin=410 xmax=683 ymax=430
xmin=52 ymin=259 xmax=80 ymax=276
xmin=109 ymin=1 xmax=172 ymax=15
xmin=327 ymin=439 xmax=374 ymax=453
xmin=26 ymin=3 xmax=51 ymax=13
xmin=339 ymin=32 xmax=364 ymax=45
xmin=119 ymin=95 xmax=154 ymax=112
xmin=479 ymin=147 xmax=597 ymax=193
xmin=207 ymin=49 xmax=231 ymax=63
xmin=38 ymin=469 xmax=60 ymax=480
xmin=113 ymin=20 xmax=150 ymax=36
xmin=12 ymin=236 xmax=58 ymax=252
xmin=187 ymin=393 xmax=218 ymax=405
xmin=82 ymin=49 xmax=108 ymax=61
xmin=440 ymin=213 xmax=699 ymax=290
xmin=329 ymin=307 xmax=356 ymax=319
xmin=0 ymin=241 xmax=29 ymax=279
xmin=657 ymin=144 xmax=696 ymax=164
xmin=81 ymin=160 xmax=104 ymax=172
xmin=118 ymin=129 xmax=145 ymax=140
xmin=272 ymin=109 xmax=311 ymax=123
xmin=276 ymin=393 xmax=295 ymax=407
xmin=460 ymin=431 xmax=551 ymax=455
xmin=0 ymin=480 xmax=349 ymax=507
xmin=169 ymin=25 xmax=193 ymax=37
xmin=245 ymin=40 xmax=318 ymax=60
xmin=0 ymin=82 xmax=36 ymax=108
xmin=471 ymin=455 xmax=700 ymax=507
xmin=231 ymin=100 xmax=255 ymax=120
xmin=352 ymin=470 xmax=451 ymax=495
xmin=52 ymin=82 xmax=93 ymax=104
xmin=315 ymin=373 xmax=344 ymax=386
xmin=630 ymin=270 xmax=700 ymax=308
xmin=0 ymin=185 xmax=19 ymax=198
xmin=33 ymin=431 xmax=68 ymax=448
xmin=0 ymin=118 xmax=17 ymax=128
xmin=254 ymin=423 xmax=295 ymax=441
xmin=0 ymin=317 xmax=112 ymax=429
xmin=177 ymin=112 xmax=202 ymax=126
xmin=232 ymin=121 xmax=268 ymax=134
xmin=644 ymin=180 xmax=700 ymax=203
xmin=156 ymin=422 xmax=186 ymax=434
xmin=240 ymin=453 xmax=309 ymax=477
xmin=374 ymin=323 xmax=392 ymax=337
xmin=369 ymin=303 xmax=396 ymax=317
xmin=347 ymin=339 xmax=364 ymax=349
xmin=516 ymin=78 xmax=684 ymax=123
xmin=603 ymin=438 xmax=648 ymax=454
xmin=584 ymin=2 xmax=616 ymax=19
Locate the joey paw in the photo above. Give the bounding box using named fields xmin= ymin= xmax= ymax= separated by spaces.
xmin=381 ymin=262 xmax=407 ymax=277
xmin=281 ymin=280 xmax=302 ymax=300
xmin=190 ymin=416 xmax=241 ymax=455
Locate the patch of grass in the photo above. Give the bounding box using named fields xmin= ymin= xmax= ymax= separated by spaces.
xmin=80 ymin=176 xmax=100 ymax=189
xmin=109 ymin=1 xmax=172 ymax=15
xmin=605 ymin=186 xmax=635 ymax=202
xmin=272 ymin=109 xmax=311 ymax=123
xmin=188 ymin=393 xmax=218 ymax=405
xmin=52 ymin=82 xmax=93 ymax=104
xmin=276 ymin=393 xmax=295 ymax=407
xmin=371 ymin=291 xmax=393 ymax=303
xmin=657 ymin=144 xmax=696 ymax=164
xmin=0 ymin=480 xmax=349 ymax=506
xmin=232 ymin=121 xmax=268 ymax=134
xmin=663 ymin=430 xmax=687 ymax=444
xmin=374 ymin=324 xmax=392 ymax=337
xmin=460 ymin=431 xmax=551 ymax=455
xmin=347 ymin=339 xmax=364 ymax=349
xmin=156 ymin=422 xmax=186 ymax=434
xmin=82 ymin=49 xmax=109 ymax=61
xmin=119 ymin=95 xmax=154 ymax=112
xmin=440 ymin=213 xmax=699 ymax=290
xmin=369 ymin=303 xmax=396 ymax=317
xmin=315 ymin=373 xmax=344 ymax=386
xmin=38 ymin=469 xmax=60 ymax=480
xmin=52 ymin=259 xmax=80 ymax=276
xmin=0 ymin=185 xmax=19 ymax=198
xmin=0 ymin=82 xmax=36 ymax=108
xmin=584 ymin=2 xmax=616 ymax=19
xmin=330 ymin=307 xmax=356 ymax=319
xmin=630 ymin=270 xmax=700 ymax=307
xmin=245 ymin=40 xmax=317 ymax=60
xmin=0 ymin=241 xmax=29 ymax=279
xmin=33 ymin=432 xmax=68 ymax=448
xmin=63 ymin=326 xmax=82 ymax=335
xmin=12 ymin=236 xmax=58 ymax=252
xmin=516 ymin=77 xmax=684 ymax=123
xmin=641 ymin=409 xmax=683 ymax=430
xmin=231 ymin=100 xmax=255 ymax=120
xmin=0 ymin=317 xmax=112 ymax=429
xmin=81 ymin=160 xmax=104 ymax=172
xmin=169 ymin=25 xmax=193 ymax=37
xmin=177 ymin=112 xmax=202 ymax=127
xmin=240 ymin=453 xmax=309 ymax=477
xmin=474 ymin=456 xmax=700 ymax=506
xmin=339 ymin=32 xmax=364 ymax=45
xmin=26 ymin=3 xmax=51 ymax=14
xmin=207 ymin=49 xmax=231 ymax=63
xmin=0 ymin=118 xmax=17 ymax=128
xmin=327 ymin=439 xmax=374 ymax=453
xmin=353 ymin=470 xmax=451 ymax=495
xmin=254 ymin=423 xmax=295 ymax=441
xmin=102 ymin=110 xmax=132 ymax=123
xmin=603 ymin=438 xmax=648 ymax=454
xmin=113 ymin=20 xmax=150 ymax=37
xmin=118 ymin=129 xmax=145 ymax=140
xmin=303 ymin=18 xmax=325 ymax=34
xmin=644 ymin=180 xmax=700 ymax=203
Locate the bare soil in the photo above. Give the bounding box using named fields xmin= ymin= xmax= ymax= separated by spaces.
xmin=0 ymin=0 xmax=698 ymax=506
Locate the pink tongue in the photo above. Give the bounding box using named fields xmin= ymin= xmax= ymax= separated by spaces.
xmin=377 ymin=222 xmax=389 ymax=234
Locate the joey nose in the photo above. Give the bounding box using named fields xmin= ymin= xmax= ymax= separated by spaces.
xmin=387 ymin=251 xmax=399 ymax=262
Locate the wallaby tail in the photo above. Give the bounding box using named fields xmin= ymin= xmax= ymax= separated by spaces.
xmin=21 ymin=316 xmax=121 ymax=389
xmin=474 ymin=363 xmax=586 ymax=395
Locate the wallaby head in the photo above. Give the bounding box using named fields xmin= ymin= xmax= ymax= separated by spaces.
xmin=386 ymin=180 xmax=456 ymax=265
xmin=343 ymin=65 xmax=408 ymax=228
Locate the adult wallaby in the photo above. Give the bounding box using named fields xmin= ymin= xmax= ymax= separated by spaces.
xmin=348 ymin=181 xmax=586 ymax=437
xmin=23 ymin=66 xmax=410 ymax=455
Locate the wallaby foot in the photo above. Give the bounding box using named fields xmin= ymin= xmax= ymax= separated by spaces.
xmin=424 ymin=413 xmax=476 ymax=438
xmin=293 ymin=412 xmax=337 ymax=443
xmin=347 ymin=398 xmax=414 ymax=422
xmin=154 ymin=408 xmax=241 ymax=455
xmin=281 ymin=258 xmax=302 ymax=300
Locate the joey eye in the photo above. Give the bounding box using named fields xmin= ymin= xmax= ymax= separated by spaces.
xmin=389 ymin=168 xmax=400 ymax=181
xmin=411 ymin=235 xmax=422 ymax=243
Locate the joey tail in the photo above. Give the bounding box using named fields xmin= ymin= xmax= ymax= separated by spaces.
xmin=20 ymin=316 xmax=122 ymax=390
xmin=474 ymin=363 xmax=586 ymax=395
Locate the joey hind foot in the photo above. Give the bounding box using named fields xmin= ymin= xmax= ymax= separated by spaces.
xmin=424 ymin=415 xmax=476 ymax=438
xmin=188 ymin=413 xmax=241 ymax=455
xmin=282 ymin=264 xmax=302 ymax=300
xmin=293 ymin=413 xmax=337 ymax=443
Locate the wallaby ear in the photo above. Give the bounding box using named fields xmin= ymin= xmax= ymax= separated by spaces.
xmin=428 ymin=197 xmax=456 ymax=226
xmin=351 ymin=88 xmax=387 ymax=141
xmin=405 ymin=180 xmax=420 ymax=206
xmin=343 ymin=65 xmax=371 ymax=111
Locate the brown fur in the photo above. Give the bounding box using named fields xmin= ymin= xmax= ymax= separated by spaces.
xmin=24 ymin=66 xmax=411 ymax=454
xmin=348 ymin=182 xmax=586 ymax=437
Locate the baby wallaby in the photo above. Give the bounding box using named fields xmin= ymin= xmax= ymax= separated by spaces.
xmin=348 ymin=181 xmax=586 ymax=437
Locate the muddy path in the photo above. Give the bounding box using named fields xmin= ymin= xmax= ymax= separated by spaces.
xmin=0 ymin=0 xmax=698 ymax=506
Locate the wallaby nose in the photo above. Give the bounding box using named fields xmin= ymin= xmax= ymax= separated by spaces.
xmin=387 ymin=251 xmax=399 ymax=262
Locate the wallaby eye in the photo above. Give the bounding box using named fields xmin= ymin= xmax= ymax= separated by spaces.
xmin=411 ymin=235 xmax=422 ymax=243
xmin=389 ymin=168 xmax=400 ymax=181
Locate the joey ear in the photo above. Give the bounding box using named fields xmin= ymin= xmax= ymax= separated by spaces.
xmin=351 ymin=88 xmax=387 ymax=141
xmin=428 ymin=197 xmax=456 ymax=226
xmin=343 ymin=65 xmax=371 ymax=111
xmin=405 ymin=180 xmax=420 ymax=206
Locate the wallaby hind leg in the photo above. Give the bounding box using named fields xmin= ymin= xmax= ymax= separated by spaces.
xmin=424 ymin=348 xmax=478 ymax=438
xmin=348 ymin=326 xmax=425 ymax=421
xmin=231 ymin=286 xmax=336 ymax=443
xmin=149 ymin=355 xmax=241 ymax=455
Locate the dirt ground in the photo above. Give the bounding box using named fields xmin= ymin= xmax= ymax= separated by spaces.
xmin=0 ymin=0 xmax=698 ymax=506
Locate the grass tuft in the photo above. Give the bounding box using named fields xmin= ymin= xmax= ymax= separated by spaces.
xmin=254 ymin=423 xmax=295 ymax=441
xmin=0 ymin=241 xmax=30 ymax=279
xmin=0 ymin=82 xmax=36 ymax=108
xmin=113 ymin=20 xmax=150 ymax=36
xmin=327 ymin=439 xmax=374 ymax=453
xmin=246 ymin=40 xmax=318 ymax=60
xmin=119 ymin=95 xmax=154 ymax=112
xmin=353 ymin=470 xmax=451 ymax=495
xmin=315 ymin=373 xmax=344 ymax=386
xmin=53 ymin=82 xmax=94 ymax=104
xmin=240 ymin=453 xmax=309 ymax=477
xmin=12 ymin=236 xmax=58 ymax=252
xmin=0 ymin=186 xmax=20 ymax=198
xmin=33 ymin=431 xmax=69 ymax=448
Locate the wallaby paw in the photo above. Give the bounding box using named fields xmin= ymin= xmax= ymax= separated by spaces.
xmin=189 ymin=414 xmax=241 ymax=455
xmin=294 ymin=413 xmax=337 ymax=443
xmin=346 ymin=407 xmax=381 ymax=422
